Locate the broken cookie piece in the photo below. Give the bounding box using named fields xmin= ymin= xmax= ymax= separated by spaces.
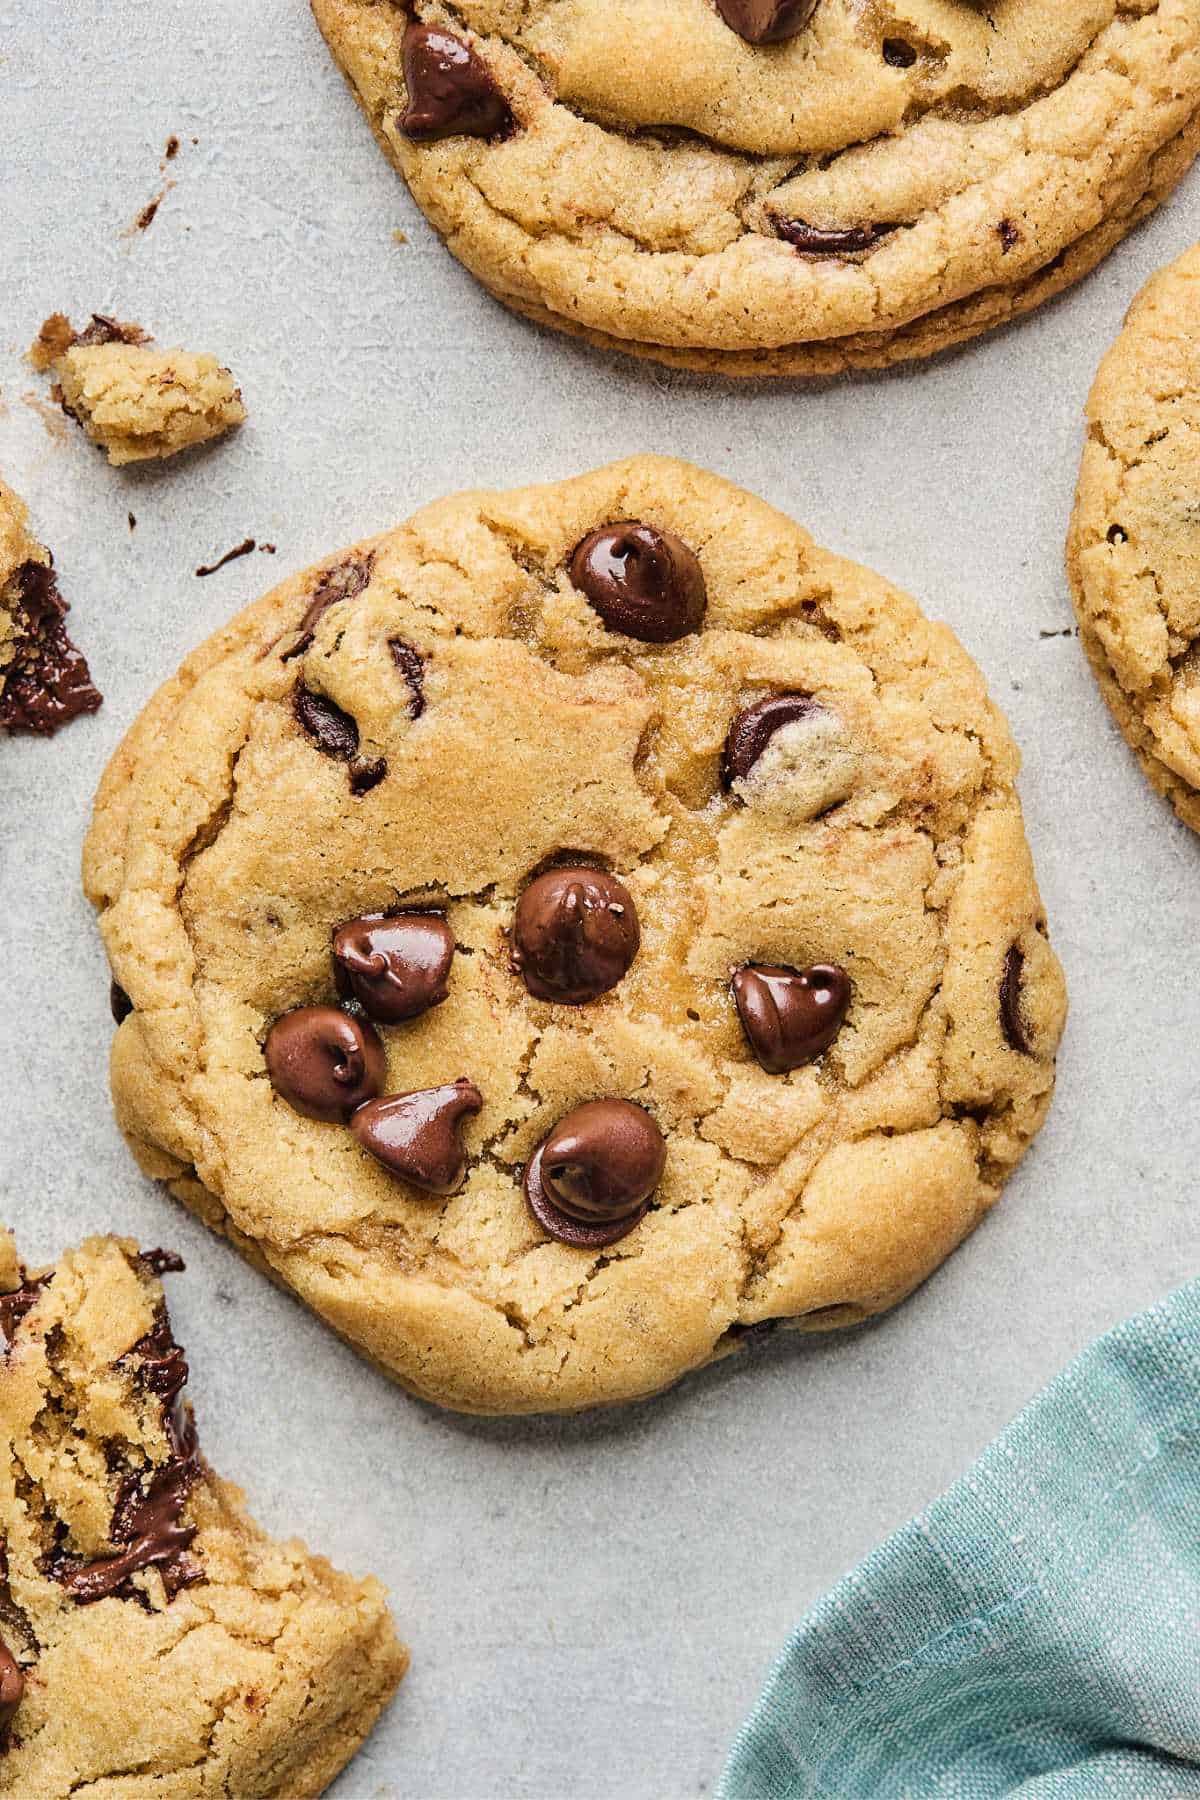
xmin=0 ymin=476 xmax=101 ymax=736
xmin=30 ymin=313 xmax=246 ymax=466
xmin=0 ymin=1232 xmax=407 ymax=1797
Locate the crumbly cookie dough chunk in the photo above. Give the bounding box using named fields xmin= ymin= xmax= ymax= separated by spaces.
xmin=84 ymin=457 xmax=1066 ymax=1415
xmin=0 ymin=1233 xmax=406 ymax=1797
xmin=1069 ymin=242 xmax=1200 ymax=834
xmin=31 ymin=314 xmax=246 ymax=466
xmin=0 ymin=476 xmax=101 ymax=736
xmin=310 ymin=0 xmax=1200 ymax=376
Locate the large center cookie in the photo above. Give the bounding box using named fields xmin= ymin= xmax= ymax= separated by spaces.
xmin=1069 ymin=242 xmax=1200 ymax=835
xmin=311 ymin=0 xmax=1200 ymax=376
xmin=86 ymin=458 xmax=1066 ymax=1415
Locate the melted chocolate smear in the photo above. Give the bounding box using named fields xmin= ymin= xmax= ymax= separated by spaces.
xmin=775 ymin=219 xmax=895 ymax=256
xmin=1000 ymin=943 xmax=1032 ymax=1056
xmin=389 ymin=638 xmax=426 ymax=718
xmin=0 ymin=562 xmax=102 ymax=736
xmin=55 ymin=1300 xmax=201 ymax=1606
xmin=195 ymin=538 xmax=256 ymax=578
xmin=293 ymin=684 xmax=386 ymax=795
xmin=282 ymin=554 xmax=374 ymax=661
xmin=0 ymin=1275 xmax=50 ymax=1347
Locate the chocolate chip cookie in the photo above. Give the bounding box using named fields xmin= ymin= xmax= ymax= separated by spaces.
xmin=30 ymin=315 xmax=246 ymax=466
xmin=0 ymin=1232 xmax=406 ymax=1796
xmin=1069 ymin=242 xmax=1200 ymax=833
xmin=0 ymin=476 xmax=101 ymax=736
xmin=84 ymin=457 xmax=1066 ymax=1414
xmin=311 ymin=1 xmax=1200 ymax=376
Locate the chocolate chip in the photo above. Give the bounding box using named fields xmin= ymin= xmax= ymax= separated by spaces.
xmin=569 ymin=523 xmax=706 ymax=644
xmin=512 ymin=868 xmax=640 ymax=1004
xmin=882 ymin=37 xmax=917 ymax=67
xmin=399 ymin=22 xmax=514 ymax=143
xmin=0 ymin=1640 xmax=23 ymax=1737
xmin=264 ymin=1005 xmax=387 ymax=1121
xmin=732 ymin=963 xmax=850 ymax=1073
xmin=723 ymin=693 xmax=820 ymax=786
xmin=351 ymin=1079 xmax=483 ymax=1195
xmin=110 ymin=980 xmax=134 ymax=1024
xmin=998 ymin=218 xmax=1021 ymax=253
xmin=293 ymin=684 xmax=386 ymax=794
xmin=389 ymin=638 xmax=426 ymax=718
xmin=0 ymin=561 xmax=102 ymax=736
xmin=0 ymin=1274 xmax=49 ymax=1347
xmin=716 ymin=0 xmax=818 ymax=43
xmin=282 ymin=554 xmax=373 ymax=660
xmin=523 ymin=1099 xmax=665 ymax=1248
xmin=75 ymin=314 xmax=149 ymax=349
xmin=1000 ymin=942 xmax=1032 ymax=1055
xmin=333 ymin=912 xmax=455 ymax=1023
xmin=139 ymin=1248 xmax=186 ymax=1277
xmin=774 ymin=219 xmax=894 ymax=256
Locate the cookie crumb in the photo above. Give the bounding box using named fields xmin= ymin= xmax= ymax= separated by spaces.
xmin=0 ymin=477 xmax=102 ymax=736
xmin=392 ymin=228 xmax=409 ymax=245
xmin=196 ymin=538 xmax=256 ymax=577
xmin=128 ymin=513 xmax=137 ymax=532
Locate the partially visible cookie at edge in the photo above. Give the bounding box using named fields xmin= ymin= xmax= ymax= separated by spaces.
xmin=1069 ymin=242 xmax=1200 ymax=834
xmin=84 ymin=456 xmax=1067 ymax=1415
xmin=310 ymin=0 xmax=1200 ymax=376
xmin=31 ymin=314 xmax=246 ymax=466
xmin=0 ymin=1232 xmax=407 ymax=1798
xmin=0 ymin=476 xmax=101 ymax=736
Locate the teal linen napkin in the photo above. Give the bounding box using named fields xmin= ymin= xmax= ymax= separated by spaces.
xmin=719 ymin=1282 xmax=1200 ymax=1799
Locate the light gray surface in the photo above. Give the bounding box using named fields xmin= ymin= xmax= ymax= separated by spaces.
xmin=3 ymin=6 xmax=1200 ymax=1797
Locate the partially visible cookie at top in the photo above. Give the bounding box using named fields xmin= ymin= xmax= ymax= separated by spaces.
xmin=310 ymin=0 xmax=1200 ymax=376
xmin=0 ymin=476 xmax=101 ymax=736
xmin=30 ymin=314 xmax=245 ymax=466
xmin=1069 ymin=243 xmax=1200 ymax=834
xmin=84 ymin=456 xmax=1066 ymax=1415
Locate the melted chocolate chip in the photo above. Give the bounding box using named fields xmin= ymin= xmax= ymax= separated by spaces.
xmin=775 ymin=218 xmax=894 ymax=256
xmin=512 ymin=868 xmax=640 ymax=1004
xmin=0 ymin=1275 xmax=50 ymax=1347
xmin=195 ymin=538 xmax=256 ymax=578
xmin=293 ymin=684 xmax=386 ymax=794
xmin=569 ymin=523 xmax=707 ymax=644
xmin=265 ymin=1005 xmax=387 ymax=1121
xmin=282 ymin=555 xmax=373 ymax=660
xmin=523 ymin=1099 xmax=665 ymax=1248
xmin=998 ymin=218 xmax=1021 ymax=253
xmin=732 ymin=963 xmax=850 ymax=1073
xmin=110 ymin=980 xmax=134 ymax=1024
xmin=75 ymin=314 xmax=149 ymax=349
xmin=1000 ymin=942 xmax=1032 ymax=1055
xmin=882 ymin=37 xmax=917 ymax=67
xmin=722 ymin=693 xmax=820 ymax=787
xmin=716 ymin=0 xmax=818 ymax=43
xmin=399 ymin=22 xmax=514 ymax=143
xmin=139 ymin=1248 xmax=186 ymax=1277
xmin=0 ymin=1640 xmax=23 ymax=1738
xmin=389 ymin=639 xmax=426 ymax=718
xmin=352 ymin=1079 xmax=482 ymax=1195
xmin=0 ymin=562 xmax=102 ymax=736
xmin=333 ymin=912 xmax=455 ymax=1023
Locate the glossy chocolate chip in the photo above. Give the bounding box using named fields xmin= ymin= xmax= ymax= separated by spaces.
xmin=523 ymin=1099 xmax=665 ymax=1248
xmin=110 ymin=980 xmax=134 ymax=1024
xmin=716 ymin=0 xmax=818 ymax=43
xmin=0 ymin=562 xmax=102 ymax=737
xmin=352 ymin=1079 xmax=483 ymax=1195
xmin=732 ymin=963 xmax=850 ymax=1073
xmin=775 ymin=219 xmax=893 ymax=256
xmin=264 ymin=1005 xmax=386 ymax=1122
xmin=293 ymin=684 xmax=386 ymax=794
xmin=1000 ymin=943 xmax=1032 ymax=1055
xmin=333 ymin=912 xmax=455 ymax=1023
xmin=512 ymin=868 xmax=639 ymax=1004
xmin=399 ymin=21 xmax=514 ymax=142
xmin=569 ymin=523 xmax=706 ymax=644
xmin=723 ymin=693 xmax=820 ymax=786
xmin=390 ymin=639 xmax=426 ymax=718
xmin=0 ymin=1639 xmax=24 ymax=1735
xmin=281 ymin=555 xmax=373 ymax=661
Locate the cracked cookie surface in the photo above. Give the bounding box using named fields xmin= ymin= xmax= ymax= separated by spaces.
xmin=0 ymin=1232 xmax=406 ymax=1797
xmin=310 ymin=0 xmax=1200 ymax=376
xmin=1069 ymin=241 xmax=1200 ymax=832
xmin=84 ymin=457 xmax=1066 ymax=1415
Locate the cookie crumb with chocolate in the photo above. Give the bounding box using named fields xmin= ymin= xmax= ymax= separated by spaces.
xmin=30 ymin=313 xmax=245 ymax=466
xmin=0 ymin=474 xmax=101 ymax=736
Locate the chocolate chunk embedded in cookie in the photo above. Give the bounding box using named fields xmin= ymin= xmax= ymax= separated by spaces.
xmin=311 ymin=1 xmax=1200 ymax=375
xmin=84 ymin=457 xmax=1066 ymax=1415
xmin=0 ymin=476 xmax=101 ymax=736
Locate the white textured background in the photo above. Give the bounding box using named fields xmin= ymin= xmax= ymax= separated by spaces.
xmin=3 ymin=5 xmax=1200 ymax=1796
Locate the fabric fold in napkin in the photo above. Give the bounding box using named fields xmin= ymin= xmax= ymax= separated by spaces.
xmin=720 ymin=1282 xmax=1200 ymax=1798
